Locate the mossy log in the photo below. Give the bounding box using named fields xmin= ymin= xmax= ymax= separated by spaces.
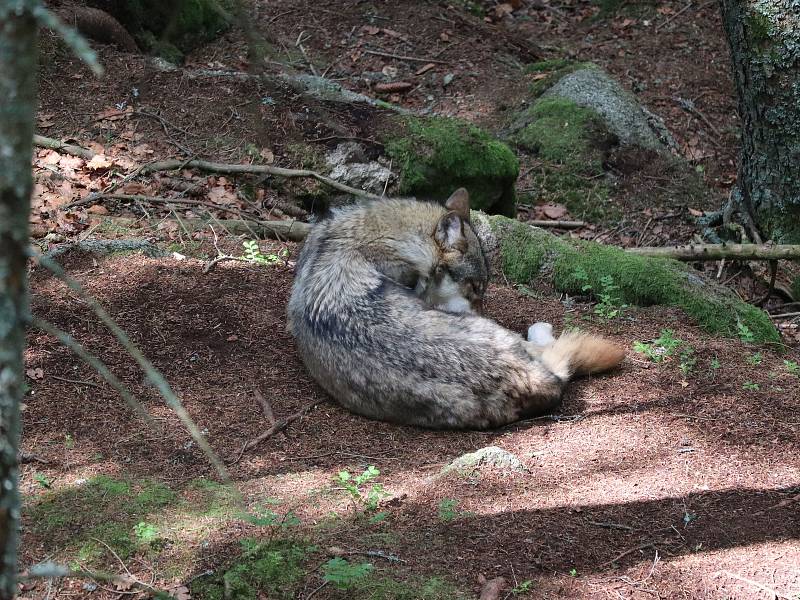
xmin=471 ymin=214 xmax=780 ymax=344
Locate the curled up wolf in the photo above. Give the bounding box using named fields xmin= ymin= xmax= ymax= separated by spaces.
xmin=287 ymin=189 xmax=625 ymax=429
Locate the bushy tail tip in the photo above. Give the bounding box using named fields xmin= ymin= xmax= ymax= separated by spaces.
xmin=539 ymin=331 xmax=625 ymax=381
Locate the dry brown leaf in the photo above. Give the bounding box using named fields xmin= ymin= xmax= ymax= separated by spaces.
xmin=494 ymin=3 xmax=514 ymax=18
xmin=86 ymin=154 xmax=114 ymax=170
xmin=688 ymin=208 xmax=704 ymax=217
xmin=415 ymin=63 xmax=436 ymax=76
xmin=41 ymin=150 xmax=61 ymax=165
xmin=87 ymin=204 xmax=109 ymax=215
xmin=169 ymin=584 xmax=191 ymax=600
xmin=26 ymin=368 xmax=44 ymax=380
xmin=361 ymin=25 xmax=380 ymax=35
xmin=260 ymin=149 xmax=275 ymax=163
xmin=542 ymin=203 xmax=568 ymax=219
xmin=208 ymin=185 xmax=236 ymax=205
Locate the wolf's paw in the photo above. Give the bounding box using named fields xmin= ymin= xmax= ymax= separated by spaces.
xmin=527 ymin=322 xmax=555 ymax=346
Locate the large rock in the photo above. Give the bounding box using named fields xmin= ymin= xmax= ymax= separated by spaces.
xmin=542 ymin=66 xmax=675 ymax=153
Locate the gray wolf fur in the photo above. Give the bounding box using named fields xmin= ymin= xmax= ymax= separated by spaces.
xmin=287 ymin=189 xmax=624 ymax=429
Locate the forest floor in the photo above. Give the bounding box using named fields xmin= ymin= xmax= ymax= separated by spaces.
xmin=21 ymin=0 xmax=800 ymax=599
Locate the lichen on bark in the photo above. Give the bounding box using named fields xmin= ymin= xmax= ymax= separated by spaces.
xmin=721 ymin=0 xmax=800 ymax=243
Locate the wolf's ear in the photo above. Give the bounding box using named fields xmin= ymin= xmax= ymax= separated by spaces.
xmin=434 ymin=211 xmax=466 ymax=251
xmin=445 ymin=188 xmax=470 ymax=223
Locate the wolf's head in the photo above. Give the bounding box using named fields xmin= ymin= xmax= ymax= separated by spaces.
xmin=416 ymin=188 xmax=490 ymax=314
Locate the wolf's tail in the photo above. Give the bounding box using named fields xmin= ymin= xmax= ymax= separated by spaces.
xmin=539 ymin=331 xmax=625 ymax=381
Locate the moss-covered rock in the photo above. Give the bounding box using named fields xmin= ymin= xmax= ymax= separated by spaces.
xmin=383 ymin=115 xmax=520 ymax=216
xmin=507 ymin=95 xmax=617 ymax=221
xmin=475 ymin=213 xmax=780 ymax=344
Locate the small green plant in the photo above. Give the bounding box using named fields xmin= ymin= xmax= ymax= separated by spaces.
xmin=710 ymin=357 xmax=721 ymax=370
xmin=337 ymin=466 xmax=388 ymax=512
xmin=511 ymin=579 xmax=534 ymax=594
xmin=438 ymin=499 xmax=459 ymax=522
xmin=64 ymin=434 xmax=74 ymax=449
xmin=242 ymin=240 xmax=287 ymax=265
xmin=321 ymin=557 xmax=374 ymax=590
xmin=594 ymin=274 xmax=627 ymax=320
xmin=34 ymin=473 xmax=52 ymax=489
xmin=133 ymin=521 xmax=159 ymax=544
xmin=679 ymin=347 xmax=696 ymax=378
xmin=572 ymin=269 xmax=625 ymax=320
xmin=742 ymin=381 xmax=760 ymax=391
xmin=569 ymin=568 xmax=578 ymax=577
xmin=784 ymin=360 xmax=799 ymax=375
xmin=746 ymin=352 xmax=763 ymax=365
xmin=633 ymin=329 xmax=682 ymax=363
xmin=737 ymin=320 xmax=756 ymax=343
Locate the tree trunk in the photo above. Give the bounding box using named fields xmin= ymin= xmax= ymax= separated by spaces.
xmin=721 ymin=0 xmax=800 ymax=243
xmin=0 ymin=5 xmax=37 ymax=597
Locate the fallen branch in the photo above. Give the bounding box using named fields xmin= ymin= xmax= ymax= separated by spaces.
xmin=628 ymin=243 xmax=800 ymax=261
xmin=33 ymin=134 xmax=96 ymax=160
xmin=20 ymin=561 xmax=160 ymax=596
xmin=106 ymin=216 xmax=312 ymax=242
xmin=140 ymin=158 xmax=382 ymax=200
xmin=363 ymin=49 xmax=448 ymax=64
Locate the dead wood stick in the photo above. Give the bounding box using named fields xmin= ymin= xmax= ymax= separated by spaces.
xmin=140 ymin=159 xmax=382 ymax=200
xmin=628 ymin=243 xmax=800 ymax=261
xmin=363 ymin=49 xmax=449 ymax=64
xmin=529 ymin=219 xmax=585 ymax=229
xmin=33 ymin=134 xmax=96 ymax=160
xmin=772 ymin=311 xmax=800 ymax=319
xmin=254 ymin=389 xmax=276 ymax=424
xmin=104 ymin=216 xmax=313 ymax=242
xmin=238 ymin=401 xmax=320 ymax=456
xmin=598 ymin=542 xmax=661 ymax=569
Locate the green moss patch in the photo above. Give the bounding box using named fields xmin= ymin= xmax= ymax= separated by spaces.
xmin=192 ymin=539 xmax=310 ymax=600
xmin=26 ymin=475 xmax=177 ymax=562
xmin=510 ymin=98 xmax=616 ymax=221
xmin=489 ymin=217 xmax=780 ymax=343
xmin=352 ymin=575 xmax=470 ymax=600
xmin=26 ymin=475 xmax=241 ymax=566
xmin=384 ymin=116 xmax=519 ymax=216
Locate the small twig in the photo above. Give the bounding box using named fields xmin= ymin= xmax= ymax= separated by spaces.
xmin=771 ymin=311 xmax=800 ymax=319
xmin=305 ymin=580 xmax=328 ymax=600
xmin=586 ymin=520 xmax=636 ymax=532
xmin=598 ymin=542 xmax=666 ymax=569
xmin=50 ymin=375 xmax=102 ymax=388
xmin=715 ymin=570 xmax=791 ymax=599
xmin=656 ymin=2 xmax=693 ymax=31
xmin=364 ymin=48 xmax=449 ymax=64
xmin=232 ymin=401 xmax=320 ymax=462
xmin=757 ymin=260 xmax=778 ymax=306
xmin=254 ymin=389 xmax=276 ymax=424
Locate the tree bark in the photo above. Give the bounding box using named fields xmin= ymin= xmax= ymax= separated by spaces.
xmin=0 ymin=4 xmax=37 ymax=597
xmin=629 ymin=243 xmax=800 ymax=261
xmin=720 ymin=0 xmax=800 ymax=243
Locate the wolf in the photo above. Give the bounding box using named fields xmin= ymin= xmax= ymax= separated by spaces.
xmin=287 ymin=189 xmax=624 ymax=429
